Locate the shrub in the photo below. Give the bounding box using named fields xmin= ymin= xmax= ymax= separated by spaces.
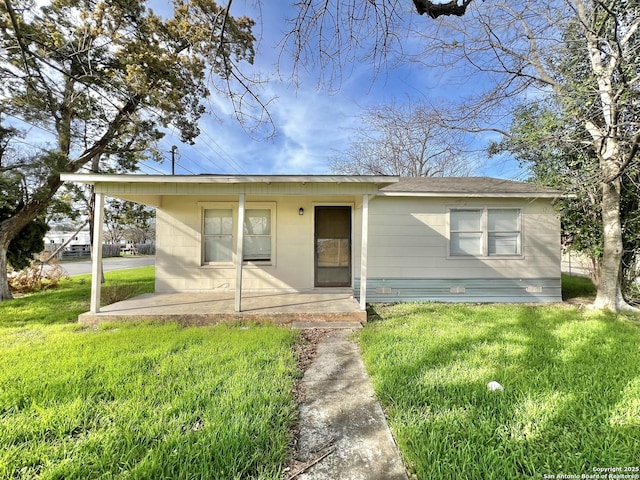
xmin=8 ymin=255 xmax=68 ymax=294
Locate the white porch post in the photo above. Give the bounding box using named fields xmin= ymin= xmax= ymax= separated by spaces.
xmin=359 ymin=194 xmax=369 ymax=311
xmin=235 ymin=193 xmax=245 ymax=312
xmin=90 ymin=192 xmax=105 ymax=313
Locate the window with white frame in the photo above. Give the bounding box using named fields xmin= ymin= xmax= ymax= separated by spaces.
xmin=202 ymin=204 xmax=274 ymax=265
xmin=450 ymin=209 xmax=483 ymax=256
xmin=243 ymin=209 xmax=271 ymax=262
xmin=450 ymin=208 xmax=521 ymax=257
xmin=488 ymin=209 xmax=521 ymax=256
xmin=203 ymin=209 xmax=233 ymax=263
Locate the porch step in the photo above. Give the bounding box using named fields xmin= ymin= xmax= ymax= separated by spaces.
xmin=291 ymin=321 xmax=363 ymax=329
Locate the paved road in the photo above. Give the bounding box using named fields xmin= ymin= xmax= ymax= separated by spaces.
xmin=59 ymin=256 xmax=155 ymax=276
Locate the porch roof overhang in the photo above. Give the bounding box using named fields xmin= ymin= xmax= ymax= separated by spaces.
xmin=60 ymin=174 xmax=400 ymax=205
xmin=64 ymin=174 xmax=386 ymax=316
xmin=61 ymin=173 xmax=399 ymax=185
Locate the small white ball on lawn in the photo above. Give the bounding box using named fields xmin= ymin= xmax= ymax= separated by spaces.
xmin=487 ymin=381 xmax=504 ymax=391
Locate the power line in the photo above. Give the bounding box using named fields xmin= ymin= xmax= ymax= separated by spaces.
xmin=174 ymin=161 xmax=196 ymax=175
xmin=136 ymin=164 xmax=156 ymax=175
xmin=198 ymin=127 xmax=247 ymax=173
xmin=162 ymin=123 xmax=247 ymax=174
xmin=2 ymin=112 xmax=58 ymax=138
xmin=138 ymin=161 xmax=167 ymax=175
xmin=160 ymin=130 xmax=217 ymax=174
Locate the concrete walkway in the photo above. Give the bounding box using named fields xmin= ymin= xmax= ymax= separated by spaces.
xmin=291 ymin=328 xmax=408 ymax=480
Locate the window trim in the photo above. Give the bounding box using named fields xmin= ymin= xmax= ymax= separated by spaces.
xmin=449 ymin=208 xmax=484 ymax=256
xmin=199 ymin=201 xmax=276 ymax=267
xmin=202 ymin=207 xmax=234 ymax=264
xmin=243 ymin=207 xmax=273 ymax=264
xmin=487 ymin=208 xmax=521 ymax=257
xmin=447 ymin=206 xmax=523 ymax=259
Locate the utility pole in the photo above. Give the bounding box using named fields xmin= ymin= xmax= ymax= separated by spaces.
xmin=171 ymin=145 xmax=177 ymax=175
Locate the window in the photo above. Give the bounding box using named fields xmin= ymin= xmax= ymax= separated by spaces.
xmin=243 ymin=209 xmax=271 ymax=262
xmin=488 ymin=209 xmax=520 ymax=256
xmin=201 ymin=203 xmax=275 ymax=265
xmin=450 ymin=208 xmax=521 ymax=257
xmin=450 ymin=210 xmax=483 ymax=255
xmin=203 ymin=209 xmax=233 ymax=262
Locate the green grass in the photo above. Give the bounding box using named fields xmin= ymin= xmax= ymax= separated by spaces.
xmin=0 ymin=322 xmax=298 ymax=479
xmin=0 ymin=267 xmax=299 ymax=479
xmin=0 ymin=266 xmax=155 ymax=327
xmin=562 ymin=274 xmax=597 ymax=300
xmin=359 ymin=303 xmax=640 ymax=479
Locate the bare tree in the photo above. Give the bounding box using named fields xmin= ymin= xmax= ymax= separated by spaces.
xmin=412 ymin=0 xmax=640 ymax=311
xmin=331 ymin=102 xmax=477 ymax=177
xmin=287 ymin=0 xmax=640 ymax=312
xmin=283 ymin=1 xmax=480 ymax=88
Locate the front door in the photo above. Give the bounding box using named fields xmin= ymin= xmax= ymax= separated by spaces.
xmin=314 ymin=206 xmax=351 ymax=287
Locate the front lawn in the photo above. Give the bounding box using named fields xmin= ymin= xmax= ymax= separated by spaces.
xmin=0 ymin=267 xmax=298 ymax=479
xmin=359 ymin=304 xmax=640 ymax=479
xmin=0 ymin=266 xmax=155 ymax=327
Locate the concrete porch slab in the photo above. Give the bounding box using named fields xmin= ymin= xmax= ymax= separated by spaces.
xmin=78 ymin=291 xmax=366 ymax=326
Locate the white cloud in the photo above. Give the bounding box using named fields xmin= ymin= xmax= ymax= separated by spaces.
xmin=149 ymin=1 xmax=524 ymax=179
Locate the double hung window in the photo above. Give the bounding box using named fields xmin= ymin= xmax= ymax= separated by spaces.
xmin=450 ymin=208 xmax=521 ymax=257
xmin=203 ymin=209 xmax=233 ymax=263
xmin=202 ymin=205 xmax=274 ymax=264
xmin=243 ymin=209 xmax=271 ymax=262
xmin=487 ymin=209 xmax=520 ymax=256
xmin=450 ymin=209 xmax=483 ymax=256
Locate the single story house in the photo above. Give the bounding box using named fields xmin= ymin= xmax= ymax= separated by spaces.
xmin=60 ymin=174 xmax=562 ymax=315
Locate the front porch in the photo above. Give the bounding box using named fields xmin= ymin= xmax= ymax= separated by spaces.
xmin=78 ymin=291 xmax=366 ymax=326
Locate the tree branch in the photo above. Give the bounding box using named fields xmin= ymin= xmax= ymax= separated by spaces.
xmin=413 ymin=0 xmax=475 ymax=18
xmin=2 ymin=0 xmax=61 ymax=124
xmin=70 ymin=94 xmax=143 ymax=170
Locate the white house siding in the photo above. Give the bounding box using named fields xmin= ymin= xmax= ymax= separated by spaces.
xmin=353 ymin=196 xmax=562 ymax=303
xmin=156 ymin=193 xmax=560 ymax=302
xmin=155 ymin=194 xmax=361 ymax=293
xmin=60 ymin=174 xmax=563 ymax=305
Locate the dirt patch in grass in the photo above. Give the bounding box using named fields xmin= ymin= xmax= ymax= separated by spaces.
xmin=564 ymin=296 xmax=595 ymax=307
xmin=286 ymin=328 xmax=330 ymax=479
xmin=291 ymin=328 xmax=328 ymax=402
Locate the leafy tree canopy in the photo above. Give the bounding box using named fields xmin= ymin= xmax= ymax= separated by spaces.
xmin=0 ymin=171 xmax=48 ymax=270
xmin=0 ymin=0 xmax=257 ymax=300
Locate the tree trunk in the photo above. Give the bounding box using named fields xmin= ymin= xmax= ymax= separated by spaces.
xmin=0 ymin=173 xmax=64 ymax=302
xmin=1 ymin=210 xmax=39 ymax=301
xmin=0 ymin=238 xmax=11 ymax=301
xmin=593 ymin=177 xmax=635 ymax=311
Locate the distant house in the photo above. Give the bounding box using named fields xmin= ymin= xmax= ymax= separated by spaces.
xmin=44 ymin=230 xmax=92 ymax=258
xmin=61 ymin=174 xmax=562 ymax=311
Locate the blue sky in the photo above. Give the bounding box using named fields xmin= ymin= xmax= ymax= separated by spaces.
xmin=145 ymin=1 xmax=524 ymax=179
xmin=8 ymin=1 xmax=520 ymax=179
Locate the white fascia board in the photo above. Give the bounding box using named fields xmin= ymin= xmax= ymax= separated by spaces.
xmin=60 ymin=173 xmax=400 ymax=186
xmin=377 ymin=191 xmax=562 ymax=199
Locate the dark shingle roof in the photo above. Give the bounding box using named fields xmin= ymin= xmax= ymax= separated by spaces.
xmin=379 ymin=177 xmax=560 ymax=197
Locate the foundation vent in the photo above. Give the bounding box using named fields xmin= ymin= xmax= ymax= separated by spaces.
xmin=375 ymin=286 xmax=393 ymax=294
